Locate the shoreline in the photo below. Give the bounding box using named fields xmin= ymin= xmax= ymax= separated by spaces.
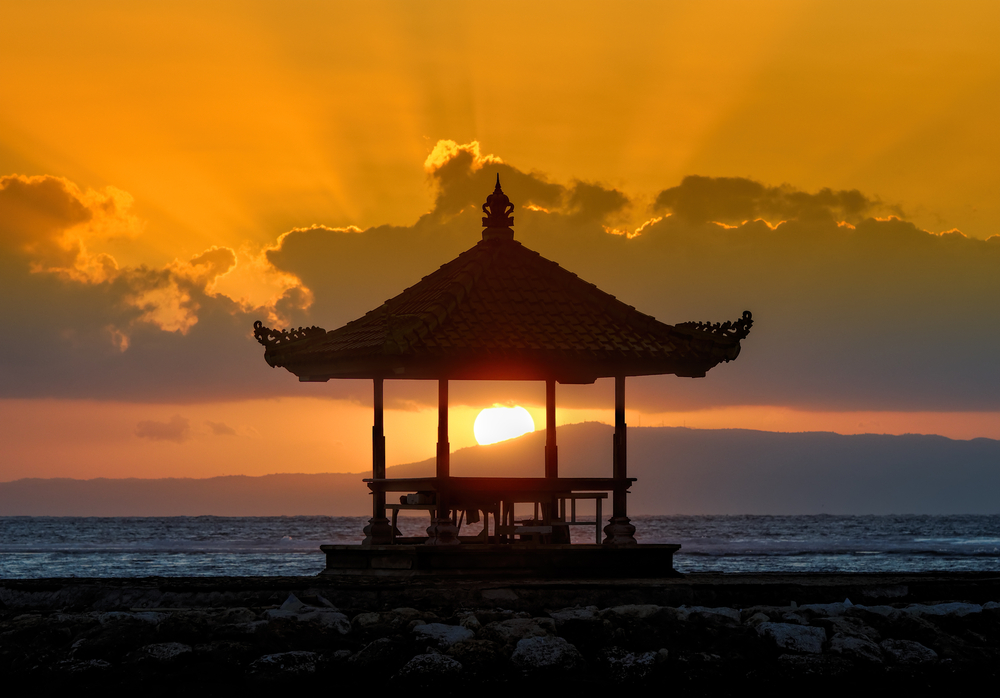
xmin=2 ymin=573 xmax=998 ymax=692
xmin=4 ymin=571 xmax=1000 ymax=611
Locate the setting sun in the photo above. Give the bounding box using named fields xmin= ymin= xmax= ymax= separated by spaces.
xmin=473 ymin=405 xmax=535 ymax=446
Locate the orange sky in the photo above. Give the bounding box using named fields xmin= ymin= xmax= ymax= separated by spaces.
xmin=1 ymin=1 xmax=998 ymax=481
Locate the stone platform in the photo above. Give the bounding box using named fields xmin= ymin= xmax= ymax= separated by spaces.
xmin=319 ymin=543 xmax=682 ymax=577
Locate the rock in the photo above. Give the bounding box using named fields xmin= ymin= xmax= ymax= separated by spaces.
xmin=394 ymin=653 xmax=463 ymax=681
xmin=880 ymin=639 xmax=939 ymax=664
xmin=445 ymin=639 xmax=506 ymax=675
xmin=744 ymin=612 xmax=771 ymax=627
xmin=479 ymin=618 xmax=554 ymax=650
xmin=297 ymin=608 xmax=351 ymax=633
xmin=548 ymin=606 xmax=612 ymax=649
xmin=216 ymin=607 xmax=258 ymax=624
xmin=219 ymin=619 xmax=268 ymax=639
xmin=352 ymin=611 xmax=381 ymax=628
xmin=812 ymin=616 xmax=881 ymax=642
xmin=600 ymin=604 xmax=665 ymax=622
xmin=457 ymin=612 xmax=481 ymax=632
xmin=850 ymin=604 xmax=899 ymax=616
xmin=756 ymin=622 xmax=826 ymax=654
xmin=264 ymin=606 xmax=350 ymax=633
xmin=413 ymin=622 xmax=475 ymax=649
xmin=905 ymin=602 xmax=982 ymax=618
xmin=677 ymin=606 xmax=742 ymax=623
xmin=347 ymin=637 xmax=409 ymax=672
xmin=798 ymin=601 xmax=852 ymax=618
xmin=983 ymin=601 xmax=1000 ymax=611
xmin=777 ymin=653 xmax=852 ymax=675
xmin=134 ymin=642 xmax=193 ymax=663
xmin=828 ymin=633 xmax=883 ymax=663
xmin=96 ymin=611 xmax=166 ymax=626
xmin=279 ymin=593 xmax=306 ymax=612
xmin=250 ymin=650 xmax=319 ymax=675
xmin=780 ymin=612 xmax=809 ymax=625
xmin=548 ymin=606 xmax=599 ymax=626
xmin=598 ymin=646 xmax=660 ymax=683
xmin=193 ymin=641 xmax=255 ymax=665
xmin=511 ymin=636 xmax=584 ymax=673
xmin=56 ymin=658 xmax=113 ymax=674
xmin=391 ymin=607 xmax=437 ymax=625
xmin=351 ymin=608 xmax=438 ymax=639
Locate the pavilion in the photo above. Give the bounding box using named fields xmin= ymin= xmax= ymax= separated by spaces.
xmin=254 ymin=177 xmax=752 ymax=575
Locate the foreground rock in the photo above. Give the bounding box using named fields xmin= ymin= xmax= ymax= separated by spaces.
xmin=2 ymin=585 xmax=1000 ymax=691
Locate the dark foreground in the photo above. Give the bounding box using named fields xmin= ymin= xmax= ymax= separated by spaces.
xmin=2 ymin=573 xmax=999 ymax=695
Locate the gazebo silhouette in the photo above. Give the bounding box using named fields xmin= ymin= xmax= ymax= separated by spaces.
xmin=254 ymin=176 xmax=752 ymax=575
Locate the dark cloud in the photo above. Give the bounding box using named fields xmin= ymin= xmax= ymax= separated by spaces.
xmin=653 ymin=175 xmax=897 ymax=225
xmin=135 ymin=415 xmax=190 ymax=443
xmin=206 ymin=420 xmax=237 ymax=436
xmin=1 ymin=146 xmax=997 ymax=414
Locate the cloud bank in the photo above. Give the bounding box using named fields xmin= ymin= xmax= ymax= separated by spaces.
xmin=1 ymin=143 xmax=997 ymax=413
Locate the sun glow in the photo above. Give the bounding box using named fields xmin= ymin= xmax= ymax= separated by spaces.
xmin=473 ymin=405 xmax=535 ymax=446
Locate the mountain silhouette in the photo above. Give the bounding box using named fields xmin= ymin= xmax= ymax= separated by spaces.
xmin=2 ymin=423 xmax=998 ymax=516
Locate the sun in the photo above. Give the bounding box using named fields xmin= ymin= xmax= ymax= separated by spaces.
xmin=473 ymin=405 xmax=535 ymax=445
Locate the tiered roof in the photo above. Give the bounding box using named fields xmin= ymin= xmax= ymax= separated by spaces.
xmin=254 ymin=178 xmax=751 ymax=383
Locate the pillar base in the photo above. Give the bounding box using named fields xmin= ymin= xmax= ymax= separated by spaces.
xmin=424 ymin=517 xmax=460 ymax=546
xmin=362 ymin=517 xmax=393 ymax=547
xmin=602 ymin=517 xmax=637 ymax=547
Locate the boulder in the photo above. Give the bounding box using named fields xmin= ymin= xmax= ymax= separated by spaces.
xmin=347 ymin=637 xmax=410 ymax=672
xmin=797 ymin=601 xmax=853 ymax=618
xmin=598 ymin=646 xmax=661 ymax=683
xmin=96 ymin=611 xmax=166 ymax=626
xmin=511 ymin=636 xmax=584 ymax=673
xmin=880 ymin=638 xmax=938 ymax=664
xmin=394 ymin=653 xmax=463 ymax=681
xmin=548 ymin=606 xmax=612 ymax=649
xmin=456 ymin=611 xmax=481 ymax=632
xmin=828 ymin=633 xmax=883 ymax=663
xmin=249 ymin=650 xmax=319 ymax=676
xmin=811 ymin=616 xmax=881 ymax=642
xmin=192 ymin=641 xmax=255 ymax=666
xmin=132 ymin=642 xmax=193 ymax=663
xmin=548 ymin=606 xmax=600 ymax=626
xmin=479 ymin=618 xmax=554 ymax=650
xmin=677 ymin=606 xmax=741 ymax=623
xmin=599 ymin=604 xmax=666 ymax=623
xmin=905 ymin=602 xmax=982 ymax=618
xmin=756 ymin=622 xmax=826 ymax=654
xmin=445 ymin=639 xmax=506 ymax=675
xmin=54 ymin=658 xmax=113 ymax=674
xmin=412 ymin=622 xmax=475 ymax=649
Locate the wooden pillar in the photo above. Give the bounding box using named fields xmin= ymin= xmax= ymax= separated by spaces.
xmin=604 ymin=375 xmax=637 ymax=546
xmin=426 ymin=378 xmax=459 ymax=545
xmin=436 ymin=379 xmax=450 ymax=478
xmin=545 ymin=379 xmax=558 ymax=478
xmin=363 ymin=377 xmax=392 ymax=546
xmin=613 ymin=375 xmax=626 ymax=494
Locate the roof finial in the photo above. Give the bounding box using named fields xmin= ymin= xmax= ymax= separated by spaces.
xmin=482 ymin=174 xmax=514 ymax=240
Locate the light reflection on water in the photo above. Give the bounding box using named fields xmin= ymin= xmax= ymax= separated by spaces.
xmin=1 ymin=514 xmax=998 ymax=578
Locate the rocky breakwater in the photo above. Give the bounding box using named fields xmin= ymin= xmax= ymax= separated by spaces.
xmin=2 ymin=592 xmax=999 ymax=692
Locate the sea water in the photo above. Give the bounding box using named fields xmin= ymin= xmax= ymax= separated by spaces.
xmin=1 ymin=514 xmax=998 ymax=578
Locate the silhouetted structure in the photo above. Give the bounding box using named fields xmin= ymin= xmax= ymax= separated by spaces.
xmin=254 ymin=176 xmax=752 ymax=575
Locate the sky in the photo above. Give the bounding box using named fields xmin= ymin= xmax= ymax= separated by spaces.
xmin=1 ymin=1 xmax=998 ymax=481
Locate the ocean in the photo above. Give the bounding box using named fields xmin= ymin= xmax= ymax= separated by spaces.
xmin=2 ymin=514 xmax=999 ymax=578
